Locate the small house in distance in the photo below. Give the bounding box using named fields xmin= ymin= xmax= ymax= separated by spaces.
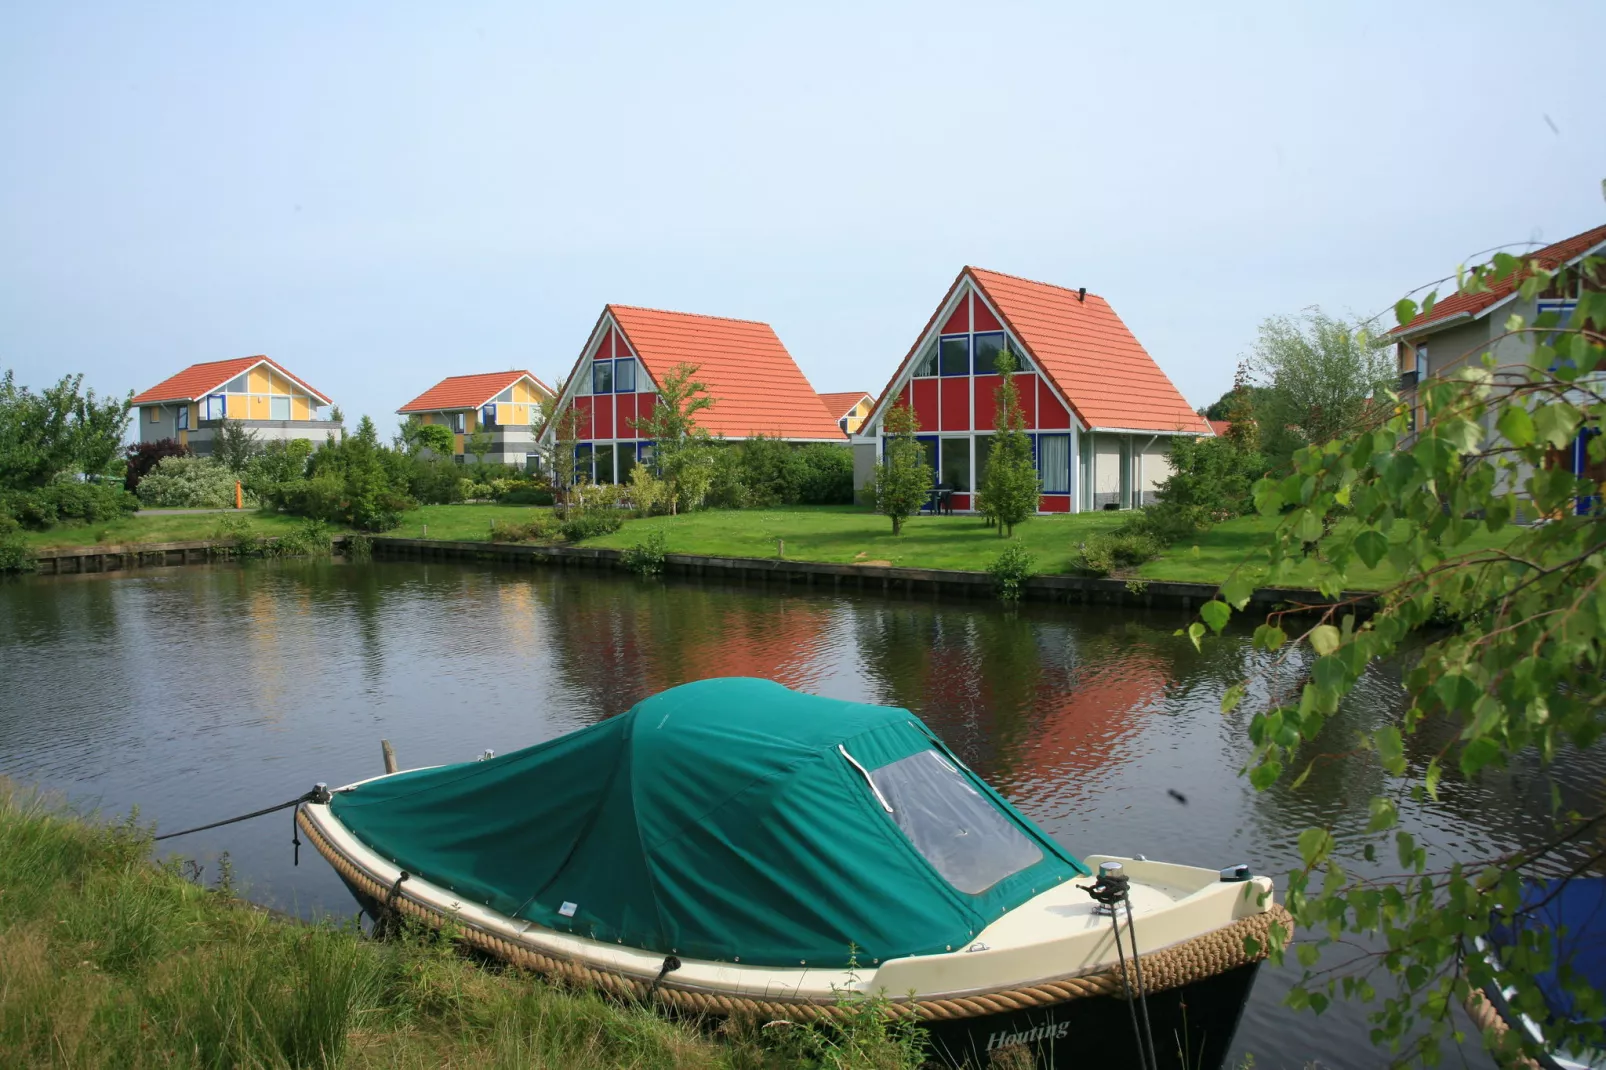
xmin=855 ymin=267 xmax=1209 ymax=512
xmin=131 ymin=356 xmax=341 ymax=453
xmin=397 ymin=371 xmax=554 ymax=466
xmin=819 ymin=391 xmax=874 ymax=436
xmin=538 ymin=305 xmax=844 ymax=484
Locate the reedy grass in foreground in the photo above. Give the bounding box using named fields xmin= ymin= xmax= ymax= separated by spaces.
xmin=0 ymin=781 xmax=926 ymax=1070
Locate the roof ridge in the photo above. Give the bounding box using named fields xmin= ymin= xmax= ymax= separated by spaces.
xmin=967 ymin=266 xmax=1103 ymax=301
xmin=609 ymin=303 xmax=773 ymax=328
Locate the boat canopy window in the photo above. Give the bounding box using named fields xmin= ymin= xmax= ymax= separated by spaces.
xmin=866 ymin=749 xmax=1042 ymax=895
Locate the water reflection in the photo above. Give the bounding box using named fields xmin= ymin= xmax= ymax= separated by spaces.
xmin=6 ymin=561 xmax=1593 ymax=1068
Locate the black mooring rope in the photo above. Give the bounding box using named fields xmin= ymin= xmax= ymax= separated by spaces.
xmin=1083 ymin=865 xmax=1159 ymax=1070
xmin=153 ymin=784 xmax=332 ymax=843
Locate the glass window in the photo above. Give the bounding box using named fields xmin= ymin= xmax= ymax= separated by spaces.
xmin=637 ymin=441 xmax=656 ymax=470
xmin=614 ymin=358 xmax=637 ymax=393
xmin=867 ymin=749 xmax=1042 ymax=895
xmin=270 ymin=396 xmax=291 ymax=421
xmin=449 ymin=412 xmax=466 ymax=434
xmin=592 ymin=360 xmax=613 ymax=395
xmin=616 ymin=443 xmax=636 ymax=484
xmin=595 ymin=443 xmax=615 ymax=484
xmin=972 ymin=333 xmax=1006 ymax=375
xmin=912 ymin=338 xmax=938 ymax=378
xmin=574 ymin=443 xmax=592 ymax=483
xmin=481 ymin=404 xmax=499 ymax=429
xmin=147 ymin=406 xmax=160 ymax=423
xmin=917 ymin=437 xmax=938 ymax=479
xmin=225 ymin=375 xmax=249 ymax=392
xmin=975 ymin=434 xmax=992 ymax=485
xmin=940 ymin=437 xmax=970 ymax=491
xmin=1005 ymin=335 xmax=1032 ymax=371
xmin=204 ymin=395 xmax=227 ymax=420
xmin=176 ymin=405 xmax=189 ymax=431
xmin=495 ymin=387 xmax=514 ymax=403
xmin=939 ymin=335 xmax=970 ymax=376
xmin=1414 ymin=345 xmax=1427 ymax=378
xmin=1037 ymin=434 xmax=1070 ymax=494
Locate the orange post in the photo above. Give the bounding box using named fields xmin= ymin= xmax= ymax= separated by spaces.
xmin=235 ymin=481 xmax=243 ymax=510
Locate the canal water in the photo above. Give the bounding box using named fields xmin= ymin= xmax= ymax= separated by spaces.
xmin=2 ymin=560 xmax=1597 ymax=1068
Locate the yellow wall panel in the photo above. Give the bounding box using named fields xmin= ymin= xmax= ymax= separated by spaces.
xmin=249 ymin=395 xmax=268 ymax=419
xmin=248 ymin=366 xmax=271 ymax=393
xmin=292 ymin=396 xmax=310 ymax=420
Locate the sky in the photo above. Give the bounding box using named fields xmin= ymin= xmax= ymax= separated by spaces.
xmin=3 ymin=1 xmax=1604 ymax=434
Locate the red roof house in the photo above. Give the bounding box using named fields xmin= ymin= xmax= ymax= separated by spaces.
xmin=130 ymin=355 xmax=339 ymax=454
xmin=397 ymin=370 xmax=553 ymax=465
xmin=858 ymin=267 xmax=1206 ymax=513
xmin=818 ymin=391 xmax=874 ymax=435
xmin=539 ymin=305 xmax=844 ymax=485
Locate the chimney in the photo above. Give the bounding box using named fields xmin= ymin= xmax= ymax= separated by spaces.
xmin=1077 ymin=287 xmax=1086 ymax=303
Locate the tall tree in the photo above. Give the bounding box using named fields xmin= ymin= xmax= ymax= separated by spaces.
xmin=871 ymin=401 xmax=931 ymax=535
xmin=1248 ymin=310 xmax=1394 ymax=466
xmin=534 ymin=379 xmax=583 ymax=513
xmin=212 ymin=417 xmax=261 ymax=473
xmin=630 ymin=363 xmax=715 ymax=515
xmin=1196 ymin=245 xmax=1606 ymax=1065
xmin=975 ymin=350 xmax=1039 ymax=537
xmin=0 ymin=370 xmax=131 ymax=490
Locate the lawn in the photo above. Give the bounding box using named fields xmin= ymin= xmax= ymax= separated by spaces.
xmin=1137 ymin=513 xmax=1522 ymax=589
xmin=19 ymin=509 xmax=320 ymax=550
xmin=583 ymin=504 xmax=1129 ymax=572
xmin=388 ymin=502 xmax=558 ymax=542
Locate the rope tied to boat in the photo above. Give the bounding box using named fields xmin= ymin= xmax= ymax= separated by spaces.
xmin=646 ymin=955 xmax=682 ymax=1000
xmin=153 ymin=783 xmax=332 ymax=843
xmin=1083 ymin=862 xmax=1159 ymax=1070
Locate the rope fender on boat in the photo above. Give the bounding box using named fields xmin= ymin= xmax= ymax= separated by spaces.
xmin=298 ymin=809 xmax=1293 ymax=1023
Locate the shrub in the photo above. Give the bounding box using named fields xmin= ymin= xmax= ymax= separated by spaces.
xmin=624 ymin=466 xmax=667 ymax=516
xmin=489 ymin=516 xmax=558 ymax=543
xmin=136 ymin=456 xmax=240 ymax=509
xmin=622 ymin=530 xmax=669 ymax=576
xmin=0 ymin=514 xmax=33 ymax=572
xmin=558 ymin=510 xmax=623 ymax=542
xmin=243 ymin=440 xmax=314 ymax=503
xmin=492 ymin=477 xmax=554 ymax=507
xmin=1 ymin=481 xmax=138 ymax=528
xmin=704 ymin=447 xmax=748 ymax=509
xmin=123 ymin=438 xmax=189 ymax=492
xmin=988 ymin=543 xmax=1035 ymax=602
xmin=1076 ymin=529 xmax=1166 ymax=576
xmin=405 ymin=456 xmax=465 ymax=505
xmin=793 ymin=443 xmax=854 ymax=504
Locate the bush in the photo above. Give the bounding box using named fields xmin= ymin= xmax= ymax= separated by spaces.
xmin=704 ymin=447 xmax=748 ymax=509
xmin=404 ymin=456 xmax=465 ymax=506
xmin=1076 ymin=529 xmax=1166 ymax=576
xmin=988 ymin=543 xmax=1035 ymax=602
xmin=624 ymin=466 xmax=668 ymax=516
xmin=731 ymin=438 xmax=854 ymax=507
xmin=558 ymin=510 xmax=623 ymax=542
xmin=489 ymin=516 xmax=558 ymax=543
xmin=793 ymin=443 xmax=855 ymax=504
xmin=622 ymin=530 xmax=669 ymax=576
xmin=2 ymin=481 xmax=139 ymax=529
xmin=243 ymin=440 xmax=314 ymax=503
xmin=0 ymin=514 xmax=32 ymax=572
xmin=492 ymin=477 xmax=554 ymax=507
xmin=136 ymin=456 xmax=240 ymax=509
xmin=123 ymin=438 xmax=189 ymax=492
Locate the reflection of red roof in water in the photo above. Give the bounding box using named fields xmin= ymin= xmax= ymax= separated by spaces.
xmin=645 ymin=601 xmax=837 ymax=693
xmin=994 ymin=653 xmax=1169 ymax=810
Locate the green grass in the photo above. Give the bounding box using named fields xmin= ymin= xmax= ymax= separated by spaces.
xmin=19 ymin=510 xmax=322 ymax=550
xmin=582 ymin=504 xmax=1129 ymax=573
xmin=0 ymin=781 xmax=923 ymax=1070
xmin=1137 ymin=513 xmax=1522 ymax=588
xmin=389 ymin=503 xmax=559 ymax=542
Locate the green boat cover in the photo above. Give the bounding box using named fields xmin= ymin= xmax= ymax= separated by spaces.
xmin=330 ymin=678 xmax=1088 ymax=968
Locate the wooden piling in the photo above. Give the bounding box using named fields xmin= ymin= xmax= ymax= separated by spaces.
xmin=381 ymin=739 xmax=398 ymax=774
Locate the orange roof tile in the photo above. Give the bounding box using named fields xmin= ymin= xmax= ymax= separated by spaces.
xmin=870 ymin=268 xmax=1209 ymax=435
xmin=1390 ymin=223 xmax=1606 ymax=338
xmin=817 ymin=391 xmax=873 ymax=420
xmin=587 ymin=305 xmax=844 ymax=441
xmin=131 ymin=356 xmax=332 ymax=406
xmin=1208 ymin=419 xmax=1231 ymax=436
xmin=398 ymin=371 xmax=553 ymax=414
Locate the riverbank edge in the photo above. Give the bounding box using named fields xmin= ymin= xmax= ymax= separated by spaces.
xmin=25 ymin=534 xmax=1373 ymax=614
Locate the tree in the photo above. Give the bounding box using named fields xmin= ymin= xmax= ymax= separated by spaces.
xmin=124 ymin=439 xmax=190 ymax=492
xmin=0 ymin=370 xmax=131 ymax=491
xmin=398 ymin=415 xmax=454 ymax=458
xmin=534 ymin=379 xmax=581 ymax=514
xmin=212 ymin=417 xmax=261 ymax=473
xmin=1248 ymin=309 xmax=1395 ymax=466
xmin=975 ymin=350 xmax=1039 ymax=537
xmin=1195 ymin=244 xmax=1606 ymax=1065
xmin=871 ymin=401 xmax=931 ymax=535
xmin=465 ymin=429 xmax=494 ymax=467
xmin=630 ymin=362 xmax=715 ymax=515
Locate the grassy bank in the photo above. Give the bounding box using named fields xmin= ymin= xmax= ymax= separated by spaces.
xmin=19 ymin=510 xmax=323 ymax=550
xmin=0 ymin=784 xmax=924 ymax=1070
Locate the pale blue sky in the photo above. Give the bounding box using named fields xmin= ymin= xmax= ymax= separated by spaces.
xmin=3 ymin=1 xmax=1603 ymax=431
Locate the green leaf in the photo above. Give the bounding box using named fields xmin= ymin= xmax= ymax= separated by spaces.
xmin=1186 ymin=621 xmax=1205 ymax=652
xmin=1253 ymin=624 xmax=1287 ymax=651
xmin=1220 ymin=682 xmax=1247 ymax=715
xmin=1200 ymin=599 xmax=1231 ymax=634
xmin=1249 ymin=760 xmax=1283 ymax=791
xmin=1394 ymin=298 xmax=1419 ymax=327
xmin=1220 ymin=572 xmax=1254 ymax=611
xmin=1353 ymin=529 xmax=1388 ymax=569
xmin=1298 ymin=827 xmax=1335 ymax=868
xmin=1533 ymin=401 xmax=1583 ymax=449
xmin=1375 ymin=725 xmax=1406 ymax=776
xmin=1289 ymin=758 xmax=1316 ymax=790
xmin=1396 ymin=830 xmax=1417 ymax=869
xmin=1309 ymin=624 xmax=1341 ymax=656
xmin=1367 ymin=795 xmax=1399 ymax=832
xmin=1497 ymin=405 xmax=1535 ymax=448
xmin=1459 ymin=737 xmax=1502 ymax=777
xmin=1424 ymin=757 xmax=1442 ymax=801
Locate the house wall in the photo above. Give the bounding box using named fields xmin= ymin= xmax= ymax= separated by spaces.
xmin=853 ymin=440 xmax=878 ymax=504
xmin=187 ymin=420 xmax=343 ymax=455
xmin=557 ymin=325 xmax=667 ymax=484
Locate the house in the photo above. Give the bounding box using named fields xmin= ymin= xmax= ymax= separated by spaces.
xmin=819 ymin=391 xmax=874 ymax=436
xmin=1207 ymin=419 xmax=1232 ymax=437
xmin=397 ymin=371 xmax=555 ymax=466
xmin=131 ymin=356 xmax=341 ymax=453
xmin=538 ymin=305 xmax=845 ymax=484
xmin=854 ymin=267 xmax=1209 ymax=512
xmin=1391 ymin=222 xmax=1606 ymax=417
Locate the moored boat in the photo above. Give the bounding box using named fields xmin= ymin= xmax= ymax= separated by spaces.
xmin=300 ymin=677 xmax=1286 ymax=1068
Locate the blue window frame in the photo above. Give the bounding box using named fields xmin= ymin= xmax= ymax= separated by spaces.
xmin=939 ymin=335 xmax=970 ymax=376
xmin=574 ymin=442 xmax=593 ymax=484
xmin=972 ymin=332 xmax=1007 ymax=375
xmin=614 ymin=358 xmax=637 ymax=393
xmin=480 ymin=404 xmax=499 ymax=429
xmin=1034 ymin=434 xmax=1070 ymax=493
xmin=592 ymin=360 xmax=613 ymax=394
xmin=176 ymin=405 xmax=189 ymax=431
xmin=203 ymin=394 xmax=226 ymax=420
xmin=637 ymin=441 xmax=656 ymax=470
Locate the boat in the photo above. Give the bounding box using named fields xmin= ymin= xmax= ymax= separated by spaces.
xmin=299 ymin=677 xmax=1287 ymax=1068
xmin=1467 ymin=877 xmax=1606 ymax=1070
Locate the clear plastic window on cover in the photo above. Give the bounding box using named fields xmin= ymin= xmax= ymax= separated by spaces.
xmin=867 ymin=749 xmax=1041 ymax=894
